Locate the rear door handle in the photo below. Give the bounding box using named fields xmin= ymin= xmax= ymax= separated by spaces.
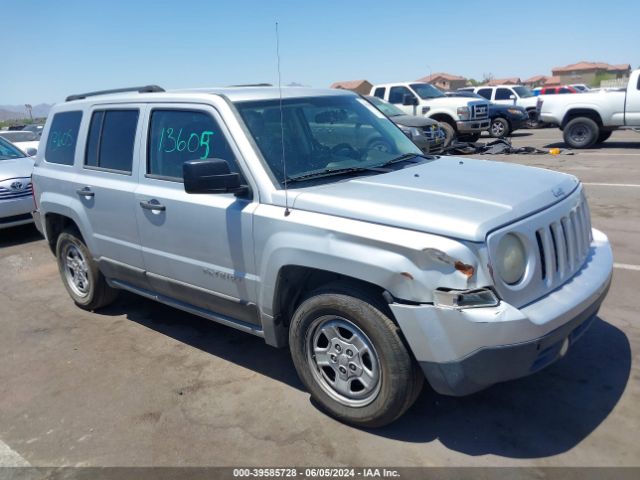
xmin=76 ymin=187 xmax=94 ymax=197
xmin=139 ymin=199 xmax=166 ymax=212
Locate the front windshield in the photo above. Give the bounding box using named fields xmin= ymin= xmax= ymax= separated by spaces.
xmin=365 ymin=96 xmax=405 ymax=117
xmin=409 ymin=83 xmax=445 ymax=99
xmin=0 ymin=137 xmax=26 ymax=160
xmin=0 ymin=131 xmax=38 ymax=142
xmin=236 ymin=95 xmax=421 ymax=184
xmin=513 ymin=86 xmax=533 ymax=98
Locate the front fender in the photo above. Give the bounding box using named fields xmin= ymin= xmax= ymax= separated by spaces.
xmin=253 ymin=205 xmax=492 ymax=315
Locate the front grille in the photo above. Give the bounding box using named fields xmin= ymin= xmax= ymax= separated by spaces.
xmin=534 ymin=195 xmax=592 ymax=288
xmin=421 ymin=125 xmax=446 ymax=140
xmin=472 ymin=104 xmax=488 ymax=119
xmin=0 ymin=183 xmax=33 ymax=200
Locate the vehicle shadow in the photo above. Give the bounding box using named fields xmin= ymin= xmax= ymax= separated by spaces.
xmin=375 ymin=317 xmax=630 ymax=458
xmin=97 ymin=295 xmax=630 ymax=459
xmin=99 ymin=292 xmax=304 ymax=390
xmin=0 ymin=223 xmax=42 ymax=248
xmin=544 ymin=141 xmax=640 ymax=150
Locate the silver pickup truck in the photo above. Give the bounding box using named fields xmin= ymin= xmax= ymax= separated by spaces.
xmin=32 ymin=85 xmax=613 ymax=427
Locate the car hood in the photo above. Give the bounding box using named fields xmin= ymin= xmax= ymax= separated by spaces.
xmin=391 ymin=114 xmax=438 ymax=127
xmin=0 ymin=157 xmax=35 ymax=181
xmin=289 ymin=157 xmax=579 ymax=242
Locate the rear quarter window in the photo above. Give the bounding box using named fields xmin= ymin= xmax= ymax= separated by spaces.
xmin=45 ymin=111 xmax=82 ymax=165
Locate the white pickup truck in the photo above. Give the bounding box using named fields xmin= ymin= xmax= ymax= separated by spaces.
xmin=540 ymin=69 xmax=640 ymax=148
xmin=370 ymin=82 xmax=490 ymax=143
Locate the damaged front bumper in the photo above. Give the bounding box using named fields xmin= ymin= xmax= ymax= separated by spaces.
xmin=390 ymin=228 xmax=613 ymax=396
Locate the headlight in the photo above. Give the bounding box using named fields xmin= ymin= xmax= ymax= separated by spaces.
xmin=457 ymin=106 xmax=470 ymax=120
xmin=507 ymin=108 xmax=523 ymax=115
xmin=399 ymin=126 xmax=422 ymax=139
xmin=496 ymin=233 xmax=527 ymax=284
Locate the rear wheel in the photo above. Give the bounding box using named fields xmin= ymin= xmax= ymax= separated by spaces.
xmin=489 ymin=117 xmax=511 ymax=138
xmin=56 ymin=229 xmax=118 ymax=310
xmin=289 ymin=284 xmax=423 ymax=428
xmin=563 ymin=117 xmax=599 ymax=149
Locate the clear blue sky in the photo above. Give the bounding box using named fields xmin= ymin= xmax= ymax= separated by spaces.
xmin=2 ymin=0 xmax=638 ymax=104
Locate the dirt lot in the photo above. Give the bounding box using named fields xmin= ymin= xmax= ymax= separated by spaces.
xmin=0 ymin=128 xmax=639 ymax=467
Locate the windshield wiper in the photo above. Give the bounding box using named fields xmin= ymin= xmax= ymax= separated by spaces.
xmin=286 ymin=165 xmax=390 ymax=183
xmin=376 ymin=152 xmax=437 ymax=168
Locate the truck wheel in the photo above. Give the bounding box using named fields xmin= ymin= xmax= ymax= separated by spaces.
xmin=490 ymin=117 xmax=511 ymax=138
xmin=439 ymin=122 xmax=455 ymax=147
xmin=526 ymin=110 xmax=540 ymax=128
xmin=56 ymin=229 xmax=118 ymax=310
xmin=563 ymin=117 xmax=599 ymax=149
xmin=289 ymin=284 xmax=423 ymax=428
xmin=596 ymin=131 xmax=612 ymax=144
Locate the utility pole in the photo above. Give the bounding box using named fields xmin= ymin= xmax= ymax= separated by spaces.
xmin=25 ymin=104 xmax=33 ymax=122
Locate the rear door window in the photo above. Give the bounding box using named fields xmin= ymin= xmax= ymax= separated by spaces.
xmin=85 ymin=110 xmax=139 ymax=173
xmin=373 ymin=87 xmax=386 ymax=99
xmin=45 ymin=111 xmax=82 ymax=165
xmin=495 ymin=88 xmax=513 ymax=100
xmin=147 ymin=109 xmax=239 ymax=181
xmin=477 ymin=88 xmax=492 ymax=100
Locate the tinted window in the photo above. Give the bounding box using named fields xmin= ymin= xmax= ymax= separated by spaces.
xmin=559 ymin=88 xmax=571 ymax=94
xmin=409 ymin=83 xmax=445 ymax=99
xmin=85 ymin=110 xmax=139 ymax=173
xmin=0 ymin=137 xmax=26 ymax=160
xmin=0 ymin=131 xmax=38 ymax=142
xmin=148 ymin=110 xmax=238 ymax=180
xmin=477 ymin=88 xmax=492 ymax=100
xmin=373 ymin=87 xmax=385 ymax=99
xmin=45 ymin=111 xmax=82 ymax=165
xmin=495 ymin=88 xmax=513 ymax=100
xmin=388 ymin=86 xmax=415 ymax=104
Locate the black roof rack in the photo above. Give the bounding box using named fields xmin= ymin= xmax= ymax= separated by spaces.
xmin=65 ymin=85 xmax=165 ymax=102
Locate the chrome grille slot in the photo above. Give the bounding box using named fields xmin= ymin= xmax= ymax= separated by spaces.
xmin=488 ymin=187 xmax=593 ymax=308
xmin=0 ymin=183 xmax=33 ymax=200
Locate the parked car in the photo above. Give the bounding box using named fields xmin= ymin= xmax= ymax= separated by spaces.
xmin=539 ymin=69 xmax=640 ymax=148
xmin=539 ymin=86 xmax=579 ymax=95
xmin=459 ymin=85 xmax=539 ymax=127
xmin=569 ymin=84 xmax=590 ymax=92
xmin=33 ymin=85 xmax=612 ymax=427
xmin=0 ymin=130 xmax=39 ymax=155
xmin=364 ymin=95 xmax=447 ymax=150
xmin=445 ymin=91 xmax=529 ymax=138
xmin=22 ymin=124 xmax=45 ymax=139
xmin=0 ymin=136 xmax=34 ymax=229
xmin=370 ymin=82 xmax=490 ymax=142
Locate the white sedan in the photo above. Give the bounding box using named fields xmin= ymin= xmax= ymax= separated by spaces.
xmin=0 ymin=130 xmax=39 ymax=156
xmin=0 ymin=136 xmax=35 ymax=229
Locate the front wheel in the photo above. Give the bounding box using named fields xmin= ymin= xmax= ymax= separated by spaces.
xmin=596 ymin=130 xmax=612 ymax=144
xmin=289 ymin=284 xmax=423 ymax=428
xmin=438 ymin=122 xmax=455 ymax=147
xmin=56 ymin=229 xmax=118 ymax=310
xmin=490 ymin=117 xmax=511 ymax=138
xmin=563 ymin=117 xmax=599 ymax=149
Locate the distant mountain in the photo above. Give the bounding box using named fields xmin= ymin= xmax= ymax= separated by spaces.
xmin=0 ymin=103 xmax=52 ymax=121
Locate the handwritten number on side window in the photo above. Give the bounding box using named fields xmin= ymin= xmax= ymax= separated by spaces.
xmin=158 ymin=128 xmax=214 ymax=159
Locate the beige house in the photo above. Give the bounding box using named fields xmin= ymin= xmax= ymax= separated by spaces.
xmin=330 ymin=80 xmax=373 ymax=95
xmin=523 ymin=75 xmax=548 ymax=88
xmin=486 ymin=77 xmax=521 ymax=86
xmin=416 ymin=73 xmax=467 ymax=91
xmin=551 ymin=62 xmax=631 ymax=86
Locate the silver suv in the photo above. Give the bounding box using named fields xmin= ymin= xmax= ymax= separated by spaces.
xmin=32 ymin=85 xmax=613 ymax=427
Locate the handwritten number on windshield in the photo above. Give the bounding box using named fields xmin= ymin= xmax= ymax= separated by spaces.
xmin=158 ymin=128 xmax=214 ymax=159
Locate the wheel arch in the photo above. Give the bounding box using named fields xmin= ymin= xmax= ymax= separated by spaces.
xmin=561 ymin=109 xmax=603 ymax=129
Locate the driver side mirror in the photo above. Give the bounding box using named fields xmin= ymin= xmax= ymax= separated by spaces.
xmin=183 ymin=159 xmax=248 ymax=196
xmin=402 ymin=94 xmax=419 ymax=106
xmin=25 ymin=147 xmax=38 ymax=157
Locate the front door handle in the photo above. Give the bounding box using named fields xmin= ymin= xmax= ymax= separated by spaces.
xmin=139 ymin=199 xmax=166 ymax=212
xmin=76 ymin=187 xmax=94 ymax=197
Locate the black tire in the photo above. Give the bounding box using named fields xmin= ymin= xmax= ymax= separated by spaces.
xmin=596 ymin=130 xmax=612 ymax=144
xmin=55 ymin=229 xmax=118 ymax=310
xmin=489 ymin=117 xmax=511 ymax=138
xmin=289 ymin=283 xmax=423 ymax=428
xmin=438 ymin=122 xmax=455 ymax=147
xmin=563 ymin=117 xmax=599 ymax=149
xmin=525 ymin=110 xmax=540 ymax=129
